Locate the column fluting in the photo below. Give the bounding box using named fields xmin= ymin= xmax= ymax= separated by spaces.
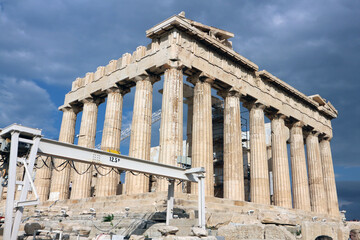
xmin=49 ymin=106 xmax=79 ymax=200
xmin=222 ymin=89 xmax=244 ymax=200
xmin=306 ymin=131 xmax=327 ymax=214
xmin=289 ymin=122 xmax=311 ymax=211
xmin=247 ymin=102 xmax=270 ymax=205
xmin=34 ymin=156 xmax=52 ymax=202
xmin=157 ymin=66 xmax=183 ymax=192
xmin=126 ymin=76 xmax=157 ymax=194
xmin=96 ymin=88 xmax=128 ymax=197
xmin=271 ymin=114 xmax=292 ymax=208
xmin=71 ymin=97 xmax=102 ymax=199
xmin=191 ymin=76 xmax=214 ymax=196
xmin=320 ymin=138 xmax=339 ymax=216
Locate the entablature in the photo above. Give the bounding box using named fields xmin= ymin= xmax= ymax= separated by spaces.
xmin=62 ymin=14 xmax=336 ymax=138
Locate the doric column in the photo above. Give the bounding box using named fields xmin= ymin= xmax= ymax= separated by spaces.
xmin=320 ymin=138 xmax=339 ymax=216
xmin=191 ymin=74 xmax=214 ymax=196
xmin=71 ymin=97 xmax=102 ymax=199
xmin=221 ymin=89 xmax=244 ymax=200
xmin=96 ymin=87 xmax=128 ymax=197
xmin=306 ymin=131 xmax=327 ymax=214
xmin=157 ymin=65 xmax=184 ymax=192
xmin=289 ymin=122 xmax=311 ymax=211
xmin=49 ymin=106 xmax=79 ymax=200
xmin=34 ymin=156 xmax=52 ymax=202
xmin=246 ymin=102 xmax=270 ymax=205
xmin=126 ymin=75 xmax=158 ymax=194
xmin=270 ymin=114 xmax=292 ymax=208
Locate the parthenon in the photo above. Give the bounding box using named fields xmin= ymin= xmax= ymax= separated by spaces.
xmin=23 ymin=12 xmax=353 ymax=239
xmin=38 ymin=12 xmax=339 ymax=214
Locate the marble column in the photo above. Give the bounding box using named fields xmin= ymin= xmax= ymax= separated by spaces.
xmin=247 ymin=102 xmax=270 ymax=205
xmin=289 ymin=122 xmax=311 ymax=211
xmin=49 ymin=106 xmax=79 ymax=200
xmin=157 ymin=66 xmax=183 ymax=192
xmin=71 ymin=97 xmax=102 ymax=199
xmin=126 ymin=76 xmax=157 ymax=194
xmin=191 ymin=75 xmax=214 ymax=196
xmin=96 ymin=87 xmax=128 ymax=197
xmin=306 ymin=131 xmax=327 ymax=214
xmin=320 ymin=138 xmax=339 ymax=216
xmin=34 ymin=156 xmax=52 ymax=202
xmin=222 ymin=89 xmax=244 ymax=200
xmin=271 ymin=114 xmax=292 ymax=208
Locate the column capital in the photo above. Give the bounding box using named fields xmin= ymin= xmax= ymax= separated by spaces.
xmin=319 ymin=134 xmax=333 ymax=141
xmin=133 ymin=73 xmax=161 ymax=84
xmin=243 ymin=101 xmax=266 ymax=111
xmin=217 ymin=87 xmax=242 ymax=99
xmin=304 ymin=129 xmax=321 ymax=138
xmin=187 ymin=72 xmax=215 ymax=86
xmin=59 ymin=105 xmax=81 ymax=114
xmin=286 ymin=120 xmax=305 ymax=129
xmin=268 ymin=113 xmax=287 ymax=121
xmin=164 ymin=60 xmax=185 ymax=70
xmin=106 ymin=86 xmax=130 ymax=96
xmin=80 ymin=96 xmax=105 ymax=106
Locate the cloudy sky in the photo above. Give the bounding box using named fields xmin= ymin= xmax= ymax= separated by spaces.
xmin=1 ymin=0 xmax=359 ymax=219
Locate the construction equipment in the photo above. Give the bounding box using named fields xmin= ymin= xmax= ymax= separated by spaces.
xmin=0 ymin=124 xmax=206 ymax=240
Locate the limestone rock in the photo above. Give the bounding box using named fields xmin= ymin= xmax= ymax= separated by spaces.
xmin=24 ymin=222 xmax=44 ymax=235
xmin=191 ymin=227 xmax=208 ymax=237
xmin=143 ymin=223 xmax=166 ymax=238
xmin=72 ymin=225 xmax=91 ymax=235
xmin=158 ymin=225 xmax=179 ymax=236
xmin=218 ymin=224 xmax=264 ymax=239
xmin=264 ymin=225 xmax=296 ymax=240
xmin=129 ymin=235 xmax=145 ymax=240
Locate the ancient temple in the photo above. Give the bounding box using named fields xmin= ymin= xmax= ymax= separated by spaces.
xmin=36 ymin=12 xmax=340 ymax=221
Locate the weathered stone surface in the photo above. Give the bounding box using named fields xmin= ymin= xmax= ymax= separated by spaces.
xmin=49 ymin=106 xmax=78 ymax=201
xmin=289 ymin=122 xmax=311 ymax=211
xmin=162 ymin=237 xmax=216 ymax=240
xmin=157 ymin=66 xmax=183 ymax=192
xmin=264 ymin=225 xmax=296 ymax=240
xmin=191 ymin=76 xmax=214 ymax=196
xmin=71 ymin=97 xmax=102 ymax=199
xmin=222 ymin=89 xmax=244 ymax=201
xmin=158 ymin=226 xmax=179 ymax=236
xmin=271 ymin=114 xmax=292 ymax=208
xmin=126 ymin=76 xmax=156 ymax=194
xmin=96 ymin=87 xmax=125 ymax=197
xmin=191 ymin=227 xmax=208 ymax=237
xmin=306 ymin=132 xmax=327 ymax=214
xmin=143 ymin=223 xmax=166 ymax=238
xmin=129 ymin=235 xmax=145 ymax=240
xmin=218 ymin=224 xmax=264 ymax=239
xmin=24 ymin=222 xmax=44 ymax=235
xmin=72 ymin=225 xmax=92 ymax=235
xmin=247 ymin=102 xmax=270 ymax=205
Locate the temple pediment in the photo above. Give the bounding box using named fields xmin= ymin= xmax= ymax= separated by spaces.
xmin=146 ymin=12 xmax=236 ymax=51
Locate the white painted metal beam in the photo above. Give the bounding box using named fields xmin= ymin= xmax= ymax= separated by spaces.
xmin=38 ymin=138 xmax=199 ymax=182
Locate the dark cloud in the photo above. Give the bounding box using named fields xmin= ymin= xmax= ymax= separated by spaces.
xmin=0 ymin=75 xmax=57 ymax=136
xmin=0 ymin=0 xmax=359 ymax=218
xmin=337 ymin=181 xmax=360 ymax=220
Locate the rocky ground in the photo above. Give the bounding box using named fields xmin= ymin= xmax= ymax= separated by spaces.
xmin=0 ymin=192 xmax=358 ymax=239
